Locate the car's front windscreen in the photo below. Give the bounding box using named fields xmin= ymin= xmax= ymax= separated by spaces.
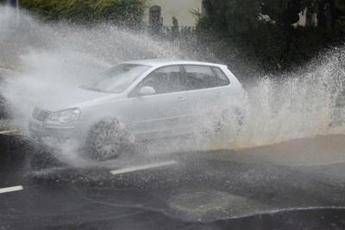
xmin=82 ymin=64 xmax=150 ymax=93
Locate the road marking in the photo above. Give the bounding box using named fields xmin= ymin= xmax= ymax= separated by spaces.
xmin=0 ymin=129 xmax=20 ymax=136
xmin=110 ymin=160 xmax=178 ymax=176
xmin=0 ymin=185 xmax=23 ymax=194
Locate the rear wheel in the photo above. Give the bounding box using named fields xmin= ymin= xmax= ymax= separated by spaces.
xmin=85 ymin=118 xmax=136 ymax=161
xmin=200 ymin=108 xmax=244 ymax=139
xmin=218 ymin=108 xmax=245 ymax=134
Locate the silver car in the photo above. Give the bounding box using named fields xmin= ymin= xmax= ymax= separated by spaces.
xmin=29 ymin=59 xmax=246 ymax=161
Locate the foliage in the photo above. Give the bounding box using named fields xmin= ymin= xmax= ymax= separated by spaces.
xmin=198 ymin=0 xmax=345 ymax=75
xmin=19 ymin=0 xmax=146 ymax=27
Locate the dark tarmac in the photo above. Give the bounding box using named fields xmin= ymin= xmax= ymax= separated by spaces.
xmin=1 ymin=134 xmax=345 ymax=229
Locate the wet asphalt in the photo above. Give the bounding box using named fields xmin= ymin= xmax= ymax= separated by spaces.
xmin=1 ymin=135 xmax=345 ymax=229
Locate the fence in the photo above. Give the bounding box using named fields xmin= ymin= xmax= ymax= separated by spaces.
xmin=146 ymin=25 xmax=197 ymax=41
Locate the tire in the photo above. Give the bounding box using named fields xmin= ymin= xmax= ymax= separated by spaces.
xmin=85 ymin=118 xmax=136 ymax=161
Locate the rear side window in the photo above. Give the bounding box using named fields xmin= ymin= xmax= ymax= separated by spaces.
xmin=183 ymin=65 xmax=230 ymax=90
xmin=212 ymin=67 xmax=230 ymax=84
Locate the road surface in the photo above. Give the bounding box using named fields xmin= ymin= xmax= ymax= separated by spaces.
xmin=1 ymin=134 xmax=345 ymax=229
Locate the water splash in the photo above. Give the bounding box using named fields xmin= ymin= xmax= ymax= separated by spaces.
xmin=1 ymin=6 xmax=345 ymax=157
xmin=232 ymin=50 xmax=345 ymax=149
xmin=0 ymin=6 xmax=186 ymax=133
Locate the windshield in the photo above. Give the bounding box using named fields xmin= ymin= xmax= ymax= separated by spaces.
xmin=83 ymin=64 xmax=150 ymax=93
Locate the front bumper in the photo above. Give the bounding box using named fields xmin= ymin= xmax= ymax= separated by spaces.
xmin=29 ymin=120 xmax=77 ymax=142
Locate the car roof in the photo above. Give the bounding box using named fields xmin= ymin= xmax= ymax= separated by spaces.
xmin=123 ymin=59 xmax=227 ymax=68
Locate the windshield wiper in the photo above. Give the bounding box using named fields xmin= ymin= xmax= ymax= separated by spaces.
xmin=80 ymin=86 xmax=117 ymax=94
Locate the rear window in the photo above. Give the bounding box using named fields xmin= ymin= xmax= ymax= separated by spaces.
xmin=183 ymin=65 xmax=230 ymax=90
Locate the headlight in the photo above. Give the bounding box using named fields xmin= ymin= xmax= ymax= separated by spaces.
xmin=45 ymin=108 xmax=81 ymax=125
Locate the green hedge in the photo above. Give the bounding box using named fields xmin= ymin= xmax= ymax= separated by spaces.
xmin=19 ymin=0 xmax=146 ymax=26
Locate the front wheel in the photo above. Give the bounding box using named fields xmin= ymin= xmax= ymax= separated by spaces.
xmin=84 ymin=118 xmax=136 ymax=161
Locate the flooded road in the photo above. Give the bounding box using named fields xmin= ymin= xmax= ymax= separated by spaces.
xmin=2 ymin=134 xmax=345 ymax=229
xmin=2 ymin=5 xmax=345 ymax=229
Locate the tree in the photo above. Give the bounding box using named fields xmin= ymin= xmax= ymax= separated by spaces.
xmin=19 ymin=0 xmax=146 ymax=27
xmin=198 ymin=0 xmax=345 ymax=74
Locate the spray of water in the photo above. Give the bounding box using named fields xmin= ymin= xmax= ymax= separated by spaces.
xmin=1 ymin=6 xmax=345 ymax=167
xmin=0 ymin=7 xmax=186 ymax=130
xmin=232 ymin=53 xmax=345 ymax=149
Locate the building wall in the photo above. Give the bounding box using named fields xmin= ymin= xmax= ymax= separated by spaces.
xmin=144 ymin=0 xmax=203 ymax=27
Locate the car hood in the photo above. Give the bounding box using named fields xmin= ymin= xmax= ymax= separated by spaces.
xmin=39 ymin=87 xmax=121 ymax=111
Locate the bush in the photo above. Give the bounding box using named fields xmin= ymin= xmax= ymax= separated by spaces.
xmin=20 ymin=0 xmax=146 ymax=27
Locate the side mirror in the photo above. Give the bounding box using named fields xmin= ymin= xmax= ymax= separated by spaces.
xmin=139 ymin=86 xmax=156 ymax=96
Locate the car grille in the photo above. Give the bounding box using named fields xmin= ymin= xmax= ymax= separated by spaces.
xmin=32 ymin=108 xmax=50 ymax=121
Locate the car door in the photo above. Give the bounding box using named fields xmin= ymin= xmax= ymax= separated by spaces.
xmin=126 ymin=65 xmax=192 ymax=141
xmin=180 ymin=65 xmax=233 ymax=132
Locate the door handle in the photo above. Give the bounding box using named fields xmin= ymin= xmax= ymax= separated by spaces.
xmin=178 ymin=96 xmax=186 ymax=101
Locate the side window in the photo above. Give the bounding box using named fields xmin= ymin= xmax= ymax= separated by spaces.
xmin=134 ymin=65 xmax=185 ymax=95
xmin=212 ymin=67 xmax=230 ymax=84
xmin=183 ymin=65 xmax=230 ymax=90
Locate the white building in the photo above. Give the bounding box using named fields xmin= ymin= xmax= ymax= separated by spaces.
xmin=144 ymin=0 xmax=204 ymax=27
